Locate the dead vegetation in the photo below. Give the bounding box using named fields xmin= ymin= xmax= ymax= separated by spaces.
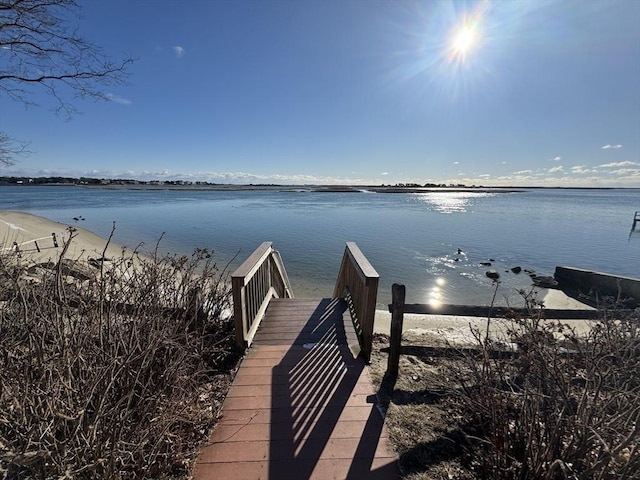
xmin=0 ymin=228 xmax=240 ymax=479
xmin=370 ymin=294 xmax=640 ymax=479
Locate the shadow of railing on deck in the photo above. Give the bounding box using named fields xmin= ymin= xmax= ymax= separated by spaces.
xmin=232 ymin=240 xmax=380 ymax=360
xmin=229 ymin=241 xmax=394 ymax=477
xmin=268 ymin=298 xmax=397 ymax=479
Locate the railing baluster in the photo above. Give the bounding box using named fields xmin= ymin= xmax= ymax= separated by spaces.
xmin=231 ymin=242 xmax=294 ymax=350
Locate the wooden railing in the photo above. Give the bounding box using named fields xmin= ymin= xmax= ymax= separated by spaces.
xmin=333 ymin=242 xmax=379 ymax=362
xmin=385 ymin=283 xmax=622 ymax=377
xmin=232 ymin=242 xmax=293 ymax=349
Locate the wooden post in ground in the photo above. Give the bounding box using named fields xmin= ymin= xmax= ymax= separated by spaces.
xmin=387 ymin=283 xmax=405 ymax=376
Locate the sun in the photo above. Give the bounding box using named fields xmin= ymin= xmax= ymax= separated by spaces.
xmin=451 ymin=24 xmax=478 ymax=57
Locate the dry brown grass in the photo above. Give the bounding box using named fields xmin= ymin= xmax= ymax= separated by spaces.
xmin=370 ymin=302 xmax=640 ymax=480
xmin=0 ymin=228 xmax=240 ymax=479
xmin=370 ymin=332 xmax=477 ymax=480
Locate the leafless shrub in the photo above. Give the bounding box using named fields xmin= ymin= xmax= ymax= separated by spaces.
xmin=447 ymin=289 xmax=640 ymax=479
xmin=0 ymin=229 xmax=239 ymax=479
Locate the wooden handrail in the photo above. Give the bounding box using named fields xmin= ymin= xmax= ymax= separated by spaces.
xmin=390 ymin=303 xmax=605 ymax=320
xmin=385 ymin=283 xmax=618 ymax=378
xmin=333 ymin=242 xmax=379 ymax=361
xmin=232 ymin=242 xmax=294 ymax=349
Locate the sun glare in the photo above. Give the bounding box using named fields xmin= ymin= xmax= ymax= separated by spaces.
xmin=454 ymin=26 xmax=476 ymax=53
xmin=393 ymin=2 xmax=490 ymax=100
xmin=451 ymin=24 xmax=478 ymax=57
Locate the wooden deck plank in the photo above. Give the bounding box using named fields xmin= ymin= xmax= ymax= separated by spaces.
xmin=193 ymin=298 xmax=400 ymax=479
xmin=193 ymin=457 xmax=400 ymax=480
xmin=197 ymin=437 xmax=396 ymax=463
xmin=214 ymin=405 xmax=379 ymax=425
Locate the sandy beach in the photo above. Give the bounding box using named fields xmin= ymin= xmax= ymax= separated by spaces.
xmin=0 ymin=210 xmax=128 ymax=265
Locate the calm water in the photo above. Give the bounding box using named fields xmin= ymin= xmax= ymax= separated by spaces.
xmin=1 ymin=186 xmax=639 ymax=307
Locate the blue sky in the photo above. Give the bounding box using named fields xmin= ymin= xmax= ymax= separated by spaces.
xmin=2 ymin=0 xmax=639 ymax=186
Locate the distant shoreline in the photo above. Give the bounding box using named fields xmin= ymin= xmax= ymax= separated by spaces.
xmin=1 ymin=182 xmax=634 ymax=193
xmin=83 ymin=185 xmax=527 ymax=194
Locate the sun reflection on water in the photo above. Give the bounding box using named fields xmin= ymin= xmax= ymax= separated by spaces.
xmin=411 ymin=192 xmax=494 ymax=213
xmin=426 ymin=276 xmax=447 ymax=307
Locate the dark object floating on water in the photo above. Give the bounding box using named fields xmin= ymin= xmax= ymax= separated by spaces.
xmin=511 ymin=266 xmax=522 ymax=274
xmin=457 ymin=248 xmax=463 ymax=254
xmin=489 ymin=258 xmax=495 ymax=262
xmin=486 ymin=269 xmax=500 ymax=280
xmin=480 ymin=262 xmax=492 ymax=266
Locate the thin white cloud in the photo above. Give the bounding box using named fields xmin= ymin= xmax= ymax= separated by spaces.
xmin=381 ymin=172 xmax=389 ymax=175
xmin=609 ymin=168 xmax=640 ymax=176
xmin=548 ymin=166 xmax=564 ymax=173
xmin=478 ymin=174 xmax=491 ymax=178
xmin=571 ymin=165 xmax=596 ymax=174
xmin=139 ymin=170 xmax=366 ymax=185
xmin=598 ymin=161 xmax=638 ymax=168
xmin=105 ymin=93 xmax=132 ymax=105
xmin=453 ymin=161 xmax=459 ymax=165
xmin=552 ymin=156 xmax=561 ymax=161
xmin=513 ymin=170 xmax=533 ymax=175
xmin=448 ymin=171 xmax=639 ymax=187
xmin=601 ymin=144 xmax=622 ymax=149
xmin=172 ymin=46 xmax=186 ymax=58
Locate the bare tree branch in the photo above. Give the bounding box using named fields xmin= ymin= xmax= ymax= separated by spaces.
xmin=0 ymin=0 xmax=133 ymax=164
xmin=0 ymin=132 xmax=31 ymax=166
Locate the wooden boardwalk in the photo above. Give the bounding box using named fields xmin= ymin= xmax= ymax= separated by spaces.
xmin=193 ymin=298 xmax=400 ymax=480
